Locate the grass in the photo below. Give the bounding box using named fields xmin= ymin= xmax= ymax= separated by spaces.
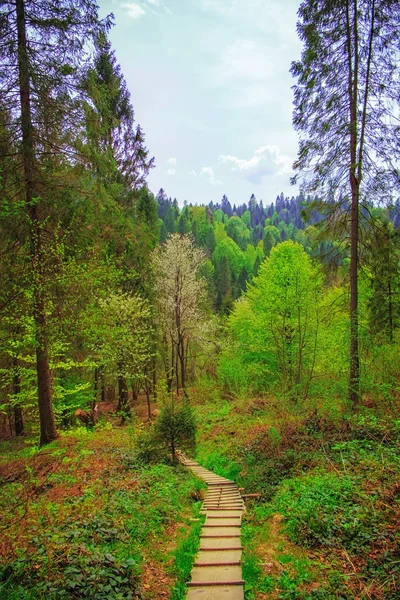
xmin=169 ymin=517 xmax=204 ymax=600
xmin=191 ymin=385 xmax=400 ymax=600
xmin=0 ymin=422 xmax=205 ymax=599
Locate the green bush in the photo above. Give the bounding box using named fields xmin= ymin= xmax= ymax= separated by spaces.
xmin=134 ymin=424 xmax=169 ymax=464
xmin=0 ymin=519 xmax=139 ymax=600
xmin=155 ymin=397 xmax=196 ymax=462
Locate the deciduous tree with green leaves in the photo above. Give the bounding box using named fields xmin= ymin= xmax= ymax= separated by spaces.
xmin=97 ymin=292 xmax=153 ymax=420
xmin=220 ymin=242 xmax=322 ymax=400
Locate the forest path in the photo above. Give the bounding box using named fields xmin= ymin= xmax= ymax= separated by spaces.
xmin=180 ymin=456 xmax=245 ymax=600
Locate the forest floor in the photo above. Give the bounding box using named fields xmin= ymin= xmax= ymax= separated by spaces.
xmin=0 ymin=402 xmax=205 ymax=600
xmin=191 ymin=387 xmax=400 ymax=600
xmin=1 ymin=391 xmax=399 ymax=600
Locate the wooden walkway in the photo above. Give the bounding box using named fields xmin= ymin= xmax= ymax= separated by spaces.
xmin=180 ymin=457 xmax=245 ymax=600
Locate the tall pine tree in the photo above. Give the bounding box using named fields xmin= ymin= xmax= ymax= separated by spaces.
xmin=291 ymin=0 xmax=400 ymax=406
xmin=0 ymin=0 xmax=105 ymax=443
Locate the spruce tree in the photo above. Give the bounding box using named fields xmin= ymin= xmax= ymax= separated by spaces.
xmin=83 ymin=32 xmax=154 ymax=195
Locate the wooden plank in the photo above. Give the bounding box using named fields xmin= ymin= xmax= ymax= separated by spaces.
xmin=189 ymin=565 xmax=243 ymax=584
xmin=187 ymin=586 xmax=244 ymax=600
xmin=204 ymin=510 xmax=243 ymax=517
xmin=200 ymin=533 xmax=241 ymax=539
xmin=195 ymin=550 xmax=242 ymax=565
xmin=202 ymin=528 xmax=241 ymax=535
xmin=199 ymin=544 xmax=243 ymax=551
xmin=205 ymin=518 xmax=241 ymax=527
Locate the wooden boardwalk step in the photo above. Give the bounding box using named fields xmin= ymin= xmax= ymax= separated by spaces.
xmin=200 ymin=538 xmax=243 ymax=550
xmin=205 ymin=510 xmax=243 ymax=515
xmin=203 ymin=524 xmax=241 ymax=529
xmin=201 ymin=533 xmax=241 ymax=539
xmin=204 ymin=517 xmax=242 ymax=522
xmin=195 ymin=550 xmax=242 ymax=565
xmin=186 ymin=586 xmax=244 ymax=600
xmin=179 ymin=455 xmax=245 ymax=599
xmin=189 ymin=565 xmax=243 ymax=584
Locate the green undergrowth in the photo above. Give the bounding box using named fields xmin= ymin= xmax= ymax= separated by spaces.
xmin=169 ymin=517 xmax=204 ymax=600
xmin=0 ymin=424 xmax=204 ymax=599
xmin=191 ymin=385 xmax=400 ymax=599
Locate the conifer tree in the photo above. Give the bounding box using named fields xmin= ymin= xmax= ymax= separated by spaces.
xmin=291 ymin=0 xmax=400 ymax=405
xmin=83 ymin=32 xmax=154 ymax=195
xmin=0 ymin=0 xmax=105 ymax=443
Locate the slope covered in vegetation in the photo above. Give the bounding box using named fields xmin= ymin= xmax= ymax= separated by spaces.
xmin=192 ymin=387 xmax=400 ymax=599
xmin=0 ymin=417 xmax=204 ymax=600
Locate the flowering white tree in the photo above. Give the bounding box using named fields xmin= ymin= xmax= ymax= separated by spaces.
xmin=152 ymin=234 xmax=207 ymax=392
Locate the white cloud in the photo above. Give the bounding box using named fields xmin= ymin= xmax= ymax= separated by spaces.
xmin=166 ymin=168 xmax=176 ymax=175
xmin=219 ymin=145 xmax=293 ymax=185
xmin=199 ymin=166 xmax=222 ymax=186
xmin=128 ymin=0 xmax=172 ymax=16
xmin=167 ymin=157 xmax=177 ymax=166
xmin=190 ymin=167 xmax=222 ymax=186
xmin=121 ymin=2 xmax=146 ymax=19
xmin=202 ymin=0 xmax=300 ymax=38
xmin=201 ymin=0 xmax=236 ymax=15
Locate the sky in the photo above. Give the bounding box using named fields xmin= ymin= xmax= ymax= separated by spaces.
xmin=98 ymin=0 xmax=303 ymax=206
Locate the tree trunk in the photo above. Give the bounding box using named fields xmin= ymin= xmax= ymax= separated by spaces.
xmin=175 ymin=344 xmax=180 ymax=394
xmin=94 ymin=367 xmax=99 ymax=409
xmin=165 ymin=357 xmax=171 ymax=393
xmin=171 ymin=436 xmax=176 ymax=463
xmin=118 ymin=365 xmax=129 ymax=420
xmin=178 ymin=337 xmax=186 ymax=396
xmin=347 ymin=0 xmax=360 ymax=408
xmin=349 ymin=185 xmax=359 ymax=407
xmin=388 ymin=280 xmax=393 ymax=343
xmin=100 ymin=367 xmax=106 ymax=402
xmin=171 ymin=342 xmax=176 ymax=392
xmin=12 ymin=362 xmax=24 ymax=437
xmin=152 ymin=357 xmax=157 ymax=402
xmin=185 ymin=339 xmax=190 ymax=383
xmin=16 ymin=0 xmax=57 ymax=445
xmin=131 ymin=380 xmax=140 ymax=403
xmin=145 ymin=386 xmax=151 ymax=420
xmin=14 ymin=407 xmax=24 ymax=437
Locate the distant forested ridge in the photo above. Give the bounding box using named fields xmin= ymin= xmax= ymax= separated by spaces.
xmin=155 ymin=189 xmax=400 ymax=312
